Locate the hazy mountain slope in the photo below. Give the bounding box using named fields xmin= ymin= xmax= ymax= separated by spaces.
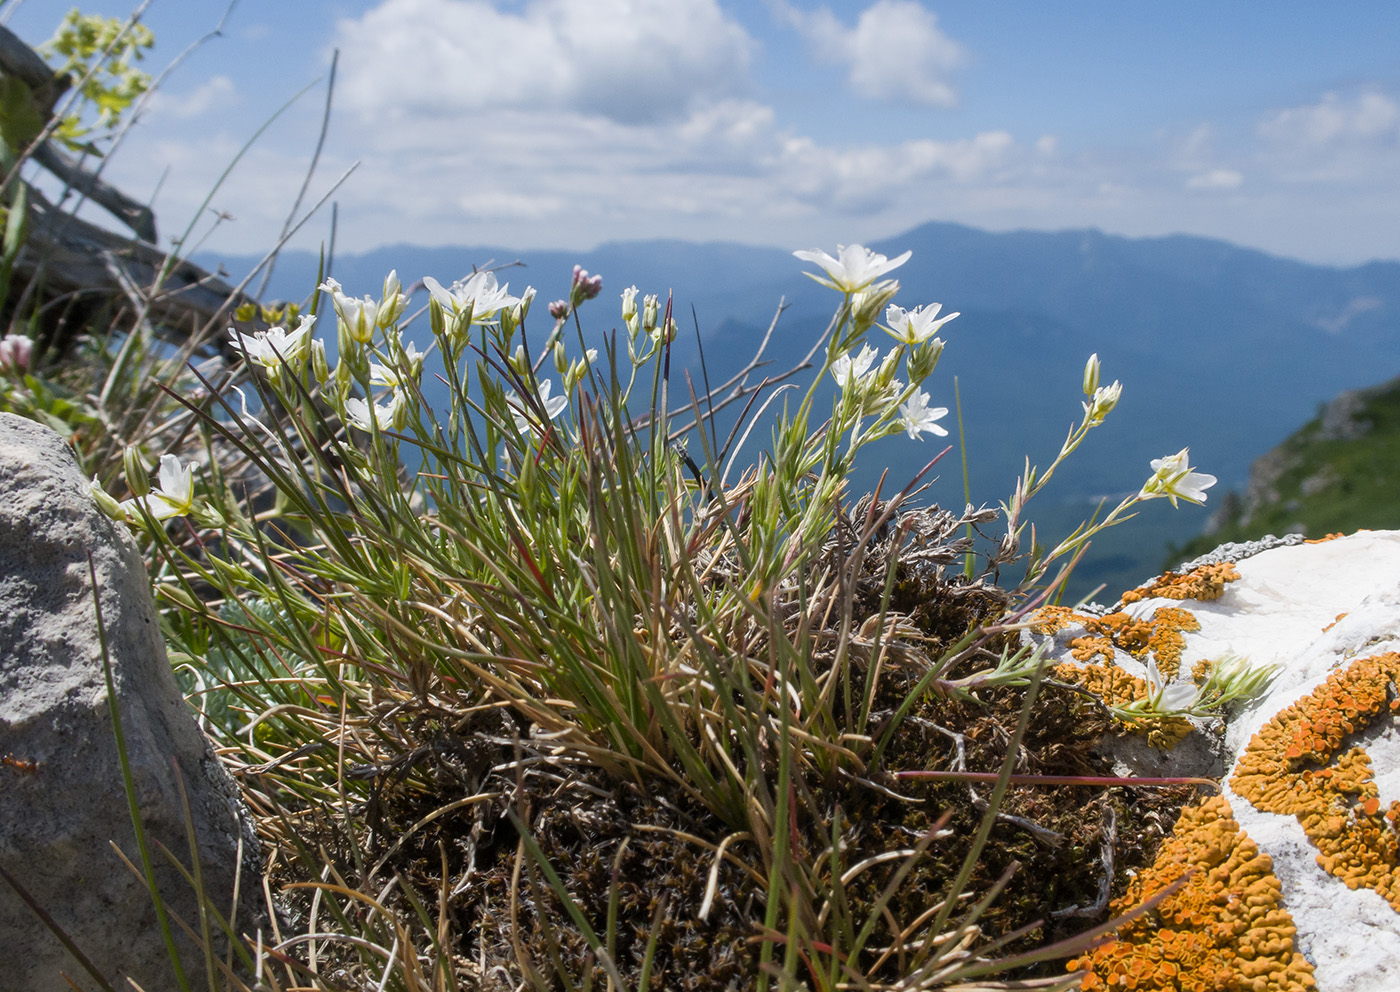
xmin=198 ymin=220 xmax=1400 ymax=597
xmin=1174 ymin=373 xmax=1400 ymax=563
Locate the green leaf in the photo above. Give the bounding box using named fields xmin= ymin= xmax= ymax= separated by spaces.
xmin=0 ymin=76 xmax=45 ymax=150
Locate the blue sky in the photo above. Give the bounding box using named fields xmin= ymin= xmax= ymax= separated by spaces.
xmin=9 ymin=0 xmax=1400 ymax=265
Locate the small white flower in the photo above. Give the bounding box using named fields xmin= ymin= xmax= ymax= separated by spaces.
xmin=1146 ymin=657 xmax=1198 ymax=712
xmin=119 ymin=454 xmax=195 ymax=521
xmin=830 ymin=344 xmax=878 ymax=390
xmin=1083 ymin=380 xmax=1122 ymax=426
xmin=228 ymin=316 xmax=314 ymax=372
xmin=899 ymin=388 xmax=950 ymax=439
xmin=1139 ymin=448 xmax=1217 ymax=507
xmin=793 ymin=244 xmax=912 ymax=293
xmin=320 ymin=280 xmax=377 ymax=344
xmin=507 ymin=379 xmax=568 ymax=434
xmin=345 ymin=391 xmax=405 ymax=433
xmin=883 ymin=303 xmax=959 ymax=345
xmin=422 ymin=271 xmax=521 ymax=324
xmin=369 ymin=363 xmax=403 ymax=388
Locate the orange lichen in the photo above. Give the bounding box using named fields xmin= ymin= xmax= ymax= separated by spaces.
xmin=1029 ymin=605 xmax=1080 ymax=634
xmin=1031 ymin=601 xmax=1205 ymax=749
xmin=1121 ymin=561 xmax=1241 ymax=604
xmin=1053 ymin=663 xmax=1194 ymax=750
xmin=1304 ymin=532 xmax=1349 ymax=543
xmin=1321 ymin=612 xmax=1348 ymax=633
xmin=1067 ymin=794 xmax=1315 ymax=992
xmin=1231 ymin=651 xmax=1400 ymax=910
xmin=1071 ymin=606 xmax=1201 ymax=679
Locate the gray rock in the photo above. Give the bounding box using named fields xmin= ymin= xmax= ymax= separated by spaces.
xmin=0 ymin=414 xmax=259 ymax=992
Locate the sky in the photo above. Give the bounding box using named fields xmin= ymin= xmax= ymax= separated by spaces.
xmin=9 ymin=0 xmax=1400 ymax=266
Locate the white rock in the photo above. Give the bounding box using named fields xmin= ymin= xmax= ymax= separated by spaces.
xmin=1034 ymin=531 xmax=1400 ymax=991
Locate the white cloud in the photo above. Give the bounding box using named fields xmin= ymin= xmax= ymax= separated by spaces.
xmin=1258 ymin=90 xmax=1400 ymax=148
xmin=772 ymin=0 xmax=965 ymax=107
xmin=1253 ymin=89 xmax=1400 ymax=185
xmin=331 ymin=0 xmax=755 ymax=126
xmin=146 ymin=75 xmax=237 ymax=120
xmin=1186 ymin=168 xmax=1243 ymax=191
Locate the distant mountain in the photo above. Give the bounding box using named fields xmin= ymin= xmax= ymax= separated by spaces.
xmin=1173 ymin=371 xmax=1400 ymax=563
xmin=197 ymin=220 xmax=1400 ymax=599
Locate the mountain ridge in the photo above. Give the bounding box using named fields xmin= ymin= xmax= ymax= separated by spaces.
xmin=198 ymin=220 xmax=1400 ymax=596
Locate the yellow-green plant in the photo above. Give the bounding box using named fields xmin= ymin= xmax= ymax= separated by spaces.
xmin=39 ymin=7 xmax=154 ymax=154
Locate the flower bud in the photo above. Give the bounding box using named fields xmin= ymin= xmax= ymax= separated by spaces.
xmin=123 ymin=447 xmax=150 ymax=497
xmin=391 ymin=391 xmax=410 ymax=432
xmin=311 ymin=339 xmax=329 ymax=382
xmin=89 ymin=475 xmax=127 ymax=522
xmin=509 ymin=344 xmax=528 ymax=376
xmin=548 ymin=299 xmax=570 ymax=320
xmin=429 ymin=298 xmax=448 ymax=342
xmin=334 ymin=358 xmax=353 ymax=398
xmin=515 ymin=286 xmax=536 ymax=324
xmin=1083 ymin=353 xmax=1101 ymax=397
xmin=498 ymin=301 xmax=520 ymax=342
xmin=851 ymin=280 xmax=900 ymax=334
xmin=0 ymin=333 xmax=34 ymax=375
xmin=377 ymin=270 xmax=407 ymax=327
xmin=906 ymin=337 xmax=945 ymax=382
xmin=337 ymin=315 xmax=355 ymax=360
xmin=642 ymin=294 xmax=660 ymax=336
xmin=553 ymin=341 xmax=568 ymax=375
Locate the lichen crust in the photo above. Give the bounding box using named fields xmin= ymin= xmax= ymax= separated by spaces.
xmin=1231 ymin=651 xmax=1400 ymax=911
xmin=1067 ymin=794 xmax=1316 ymax=991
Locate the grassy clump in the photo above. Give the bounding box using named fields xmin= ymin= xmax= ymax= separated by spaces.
xmin=65 ymin=240 xmax=1224 ymax=991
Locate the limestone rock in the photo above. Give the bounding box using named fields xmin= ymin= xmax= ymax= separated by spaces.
xmin=0 ymin=413 xmax=259 ymax=992
xmin=1031 ymin=531 xmax=1400 ymax=991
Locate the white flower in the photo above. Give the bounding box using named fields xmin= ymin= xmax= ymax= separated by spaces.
xmin=1146 ymin=657 xmax=1198 ymax=712
xmin=507 ymin=379 xmax=568 ymax=434
xmin=793 ymin=244 xmax=912 ymax=293
xmin=883 ymin=303 xmax=958 ymax=345
xmin=422 ymin=271 xmax=520 ymax=324
xmin=228 ymin=316 xmax=314 ymax=372
xmin=1083 ymin=380 xmax=1122 ymax=426
xmin=345 ymin=391 xmax=405 ymax=433
xmin=899 ymin=388 xmax=950 ymax=439
xmin=119 ymin=454 xmax=195 ymax=521
xmin=369 ymin=363 xmax=403 ymax=388
xmin=319 ymin=279 xmax=378 ymax=344
xmin=1139 ymin=448 xmax=1217 ymax=507
xmin=830 ymin=344 xmax=878 ymax=390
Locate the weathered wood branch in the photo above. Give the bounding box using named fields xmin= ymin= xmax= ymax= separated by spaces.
xmin=19 ymin=182 xmax=250 ymax=357
xmin=0 ymin=23 xmax=253 ymax=357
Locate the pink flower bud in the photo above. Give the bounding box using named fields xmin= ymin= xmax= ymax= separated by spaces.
xmin=0 ymin=334 xmax=34 ymax=375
